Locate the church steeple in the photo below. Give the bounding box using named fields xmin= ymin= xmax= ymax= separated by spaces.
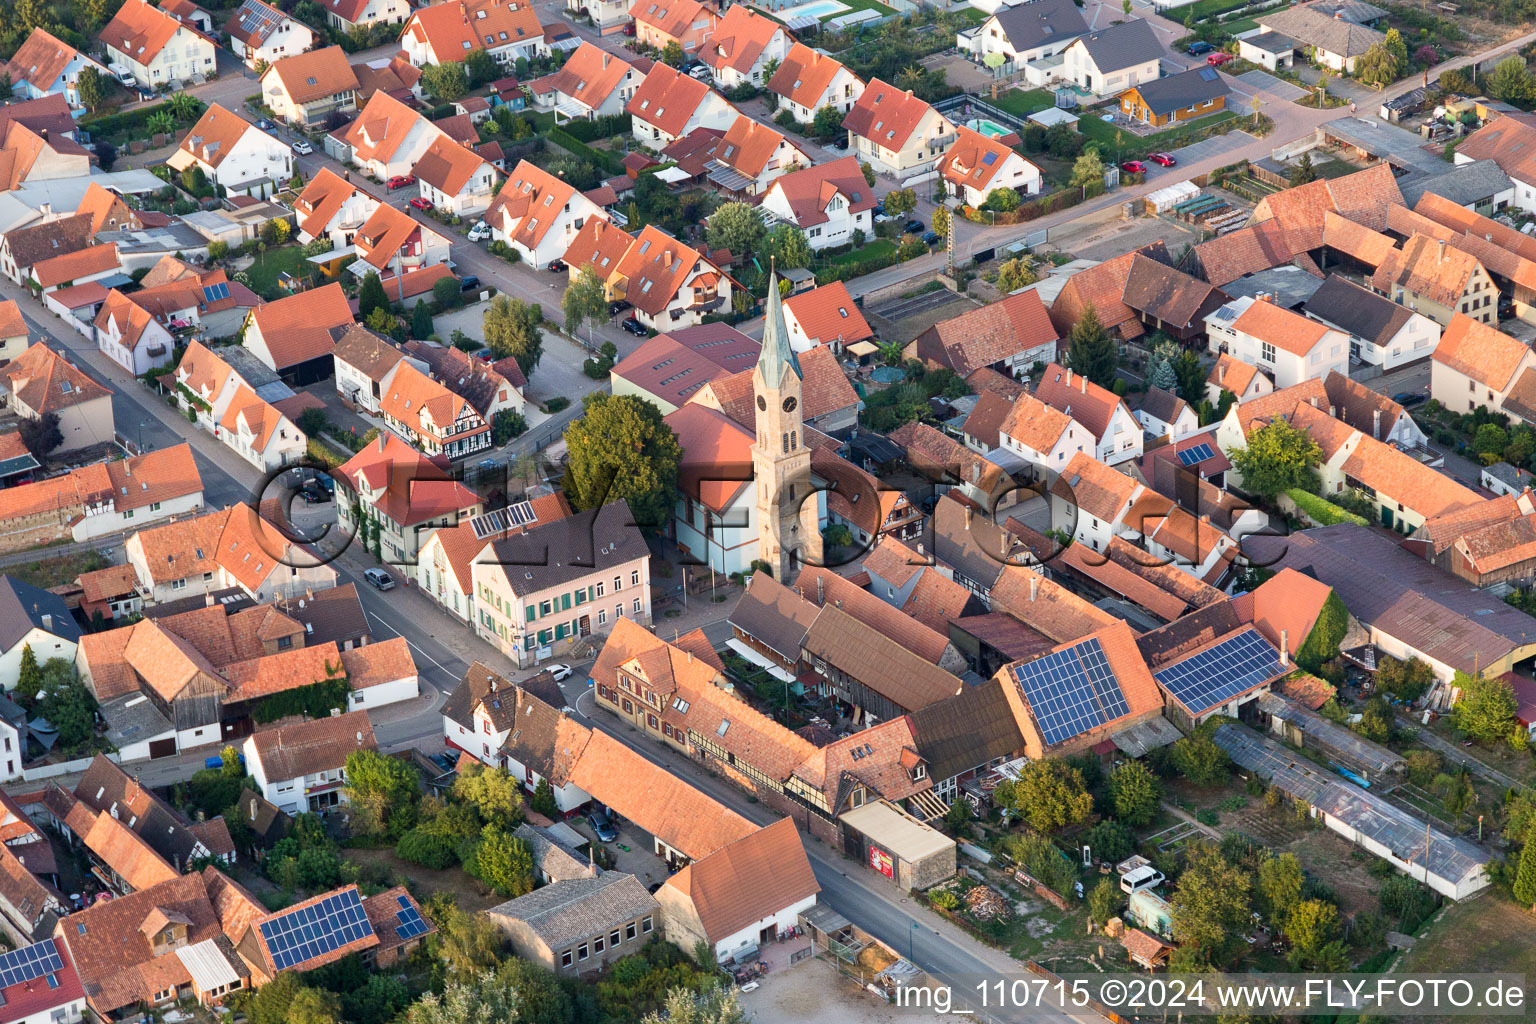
xmin=757 ymin=265 xmax=801 ymax=388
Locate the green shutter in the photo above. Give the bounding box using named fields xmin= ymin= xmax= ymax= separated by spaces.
xmin=555 ymin=623 xmax=567 ymax=640
xmin=525 ymin=605 xmax=536 ymax=623
xmin=562 ymin=593 xmax=572 ymax=611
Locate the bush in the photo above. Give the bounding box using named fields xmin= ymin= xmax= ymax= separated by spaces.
xmin=561 ymin=113 xmax=632 ymax=142
xmin=547 ymin=127 xmax=624 ymax=175
xmin=395 ymin=826 xmax=458 ymax=869
xmin=1286 ymin=488 xmax=1369 ymax=527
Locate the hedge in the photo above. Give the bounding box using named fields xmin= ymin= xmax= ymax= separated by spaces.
xmin=547 ymin=127 xmax=625 ymax=175
xmin=1286 ymin=488 xmax=1368 ymax=528
xmin=561 ymin=113 xmax=632 ymax=142
xmin=81 ymin=98 xmax=206 ymax=139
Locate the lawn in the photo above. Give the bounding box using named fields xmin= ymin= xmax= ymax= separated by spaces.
xmin=241 ymin=246 xmax=310 ymax=299
xmin=347 ymin=847 xmax=505 ymax=914
xmin=1394 ymin=897 xmax=1536 ymax=1023
xmin=4 ymin=550 xmax=110 ymax=590
xmin=1080 ymin=109 xmax=1240 ymax=157
xmin=990 ymin=88 xmax=1055 ymax=118
xmin=954 ymin=5 xmax=988 ymax=26
xmin=823 ymin=238 xmax=896 ymax=266
xmin=822 ymin=0 xmax=896 ymax=21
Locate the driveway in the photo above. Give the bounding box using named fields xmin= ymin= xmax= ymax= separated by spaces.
xmin=1162 ymin=129 xmax=1260 ymax=168
xmin=1235 ymin=69 xmax=1309 ymax=103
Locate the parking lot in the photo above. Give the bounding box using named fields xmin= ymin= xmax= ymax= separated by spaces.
xmin=1234 ymin=69 xmax=1309 ymax=102
xmin=1164 ymin=129 xmax=1261 ymax=169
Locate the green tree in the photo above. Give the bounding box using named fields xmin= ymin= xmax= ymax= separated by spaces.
xmin=1083 ymin=819 xmax=1135 ymax=863
xmin=642 ymin=986 xmax=746 ymax=1024
xmin=860 ymin=161 xmax=876 ymax=188
xmin=289 ymin=987 xmax=343 ymax=1024
xmin=996 ymin=257 xmax=1036 ymax=292
xmin=248 ymin=973 xmax=304 ymax=1024
xmin=1171 ymin=842 xmax=1253 ymax=965
xmin=423 ymin=61 xmax=470 ymax=101
xmin=984 ymin=187 xmax=1021 ymax=213
xmin=1451 ymin=672 xmax=1517 ymax=744
xmin=19 ymin=412 xmax=63 ymax=464
xmin=1148 ymin=354 xmax=1178 ymax=392
xmin=1108 ymin=761 xmax=1161 ymax=827
xmin=404 ymin=969 xmax=521 ymax=1024
xmin=561 ymin=265 xmax=608 ymax=348
xmin=1256 ymin=851 xmax=1304 ymax=928
xmin=1473 ymin=423 xmax=1510 ymax=465
xmin=810 ymin=103 xmax=844 ymax=141
xmin=994 ymin=759 xmax=1093 ymax=833
xmin=342 ymin=749 xmax=421 ymax=839
xmin=562 ymin=392 xmax=682 ymax=531
xmin=452 ymin=763 xmax=525 ymax=828
xmin=705 ymin=201 xmax=766 ymax=260
xmin=1088 ymin=876 xmax=1119 ymax=926
xmin=146 ymin=111 xmax=176 ymax=137
xmin=1284 ymin=899 xmax=1343 ymax=970
xmin=15 ymin=644 xmax=40 ymax=704
xmin=37 ymin=660 xmax=97 ymax=755
xmin=530 ymin=777 xmax=558 ymax=818
xmin=1355 ymin=44 xmax=1400 ymax=88
xmin=411 ymin=300 xmax=434 ymax=340
xmin=165 ymin=92 xmax=200 ymax=120
xmin=1229 ymin=417 xmax=1324 ymax=498
xmin=465 ymin=48 xmax=499 ymax=87
xmin=430 ymin=904 xmax=507 ymax=979
xmin=475 ymin=826 xmax=534 ymax=897
xmin=884 ymin=187 xmax=917 ymax=217
xmin=1376 ymin=655 xmax=1434 ymax=701
xmin=1065 ymin=303 xmax=1116 ymax=387
xmin=1384 ymin=27 xmax=1409 ymax=69
xmin=1071 ymin=150 xmax=1105 ymax=188
xmin=1489 ymin=54 xmax=1533 ymax=104
xmin=1171 ymin=735 xmax=1230 ymax=786
xmin=932 ymin=205 xmax=950 ymax=242
xmin=76 ymin=67 xmax=107 ymax=113
xmin=766 ymin=224 xmax=812 ymax=270
xmin=1171 ymin=349 xmax=1206 ymax=405
xmin=661 ymin=41 xmax=685 ymax=67
xmin=1513 ymin=824 xmax=1536 ymax=906
xmin=358 ymin=271 xmax=389 ymax=320
xmin=433 ymin=274 xmax=461 ymax=310
xmin=483 ymin=295 xmax=544 ymax=377
xmin=1289 ymin=152 xmax=1317 ymax=186
xmin=208 ymin=240 xmax=230 ymax=262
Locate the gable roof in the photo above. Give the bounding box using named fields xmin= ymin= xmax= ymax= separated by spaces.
xmin=801 ymin=602 xmax=963 ymax=711
xmin=1035 ymin=361 xmax=1131 ymax=438
xmin=843 ymin=78 xmax=946 ymax=151
xmin=1071 ymin=17 xmax=1163 ymax=72
xmin=405 ymin=0 xmax=541 ymax=60
xmin=1128 ymin=65 xmax=1227 ymax=114
xmin=663 ymin=818 xmax=816 ymax=944
xmin=909 ymin=676 xmax=1027 ymax=783
xmin=626 ymin=62 xmax=720 ymax=138
xmin=1121 ymin=254 xmax=1227 ymax=329
xmin=700 ymin=5 xmax=783 ymax=74
xmin=246 ymin=282 xmax=353 ymax=370
xmin=263 ymin=46 xmax=358 ymax=106
xmin=293 ymin=167 xmax=375 ymax=240
xmin=1186 ymin=219 xmax=1322 ymax=288
xmin=1049 ymin=242 xmax=1171 ymax=339
xmin=101 ymin=0 xmax=190 ymax=66
xmin=177 ymin=104 xmax=258 ymax=171
xmin=991 ymin=0 xmax=1088 ymax=52
xmin=226 ymin=0 xmax=298 ymax=47
xmin=4 ymin=213 xmax=94 ymax=272
xmin=544 ymin=42 xmax=634 ymax=110
xmin=611 ymin=224 xmax=719 ymax=317
xmin=412 ymin=134 xmax=491 ymax=199
xmin=783 ymin=282 xmax=870 ymax=348
xmin=631 ymin=0 xmax=716 ymax=38
xmin=561 ymin=215 xmax=633 ymax=279
xmin=762 ymin=155 xmax=875 ymax=228
xmin=334 ymin=90 xmax=424 ymax=166
xmin=1457 ymin=114 xmax=1536 ymax=183
xmin=1251 ymin=162 xmax=1403 ymax=238
xmin=1259 ymin=2 xmax=1385 ymax=56
xmin=1371 ymin=232 xmax=1483 ymax=307
xmin=1231 ymin=296 xmax=1333 ymax=356
xmin=942 ymin=125 xmax=1032 ymax=195
xmin=248 ymin=710 xmax=375 ymax=782
xmin=1303 ymin=272 xmax=1417 ymax=347
xmin=31 ymin=243 xmax=120 ymax=290
xmin=6 ymin=28 xmax=86 ymax=92
xmin=486 ymin=158 xmax=585 ymax=252
xmin=767 ymin=42 xmax=849 ymax=110
xmin=2 ymin=341 xmax=111 ymax=414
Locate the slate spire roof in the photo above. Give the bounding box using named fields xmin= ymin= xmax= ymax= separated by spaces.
xmin=756 ymin=264 xmax=800 ymax=389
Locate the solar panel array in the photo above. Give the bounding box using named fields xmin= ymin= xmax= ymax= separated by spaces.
xmin=1177 ymin=442 xmax=1215 ymax=466
xmin=202 ymin=282 xmax=230 ymax=303
xmin=1154 ymin=627 xmax=1282 ymax=714
xmin=470 ymin=500 xmax=539 ymax=540
xmin=0 ymin=940 xmax=63 ymax=989
xmin=394 ymin=895 xmax=428 ymax=939
xmin=1012 ymin=638 xmax=1131 ymax=746
xmin=236 ymin=0 xmax=287 ymax=40
xmin=258 ymin=888 xmax=374 ymax=970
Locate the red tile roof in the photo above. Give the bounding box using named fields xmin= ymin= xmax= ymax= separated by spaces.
xmin=700 ymin=4 xmax=782 ymax=74
xmin=843 ymin=77 xmax=944 ymax=151
xmin=246 ymin=282 xmax=353 ymax=370
xmin=1431 ymin=312 xmax=1529 ymax=391
xmin=783 ymin=282 xmax=870 ymax=349
xmin=767 ymin=42 xmax=849 ymax=109
xmin=1034 ymin=361 xmax=1130 ymax=439
xmin=626 ymin=62 xmax=719 ymax=138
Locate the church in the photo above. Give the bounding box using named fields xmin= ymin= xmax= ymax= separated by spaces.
xmin=663 ymin=269 xmax=832 ymax=578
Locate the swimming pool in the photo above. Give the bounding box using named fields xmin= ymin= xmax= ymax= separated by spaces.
xmin=965 ymin=118 xmax=1013 ymax=139
xmin=777 ymin=0 xmax=849 ymax=20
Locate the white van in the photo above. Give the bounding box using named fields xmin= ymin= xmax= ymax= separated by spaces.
xmin=108 ymin=62 xmax=136 ymax=87
xmin=1120 ymin=864 xmax=1165 ymax=895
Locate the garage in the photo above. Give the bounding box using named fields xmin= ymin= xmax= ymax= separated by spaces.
xmin=149 ymin=738 xmax=177 ymax=759
xmin=839 ymin=799 xmax=957 ymax=891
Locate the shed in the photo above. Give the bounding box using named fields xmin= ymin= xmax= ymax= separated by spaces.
xmin=838 ymin=799 xmax=956 ymax=891
xmin=1121 ymin=927 xmax=1173 ymax=969
xmin=1143 ymin=180 xmax=1199 ymax=216
xmin=1026 ymin=106 xmax=1079 ymax=130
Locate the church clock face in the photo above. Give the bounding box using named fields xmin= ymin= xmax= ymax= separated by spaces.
xmin=757 ymin=395 xmax=767 ymax=411
xmin=782 ymin=396 xmax=798 ymax=413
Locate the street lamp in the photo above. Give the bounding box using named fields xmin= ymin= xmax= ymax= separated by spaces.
xmin=908 ymin=921 xmax=919 ymax=960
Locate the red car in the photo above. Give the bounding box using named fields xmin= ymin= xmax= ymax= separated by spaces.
xmin=408 ymin=197 xmax=432 ymax=210
xmin=1149 ymin=152 xmax=1177 ymax=167
xmin=1207 ymin=51 xmax=1234 ymax=66
xmin=1120 ymin=160 xmax=1147 ymax=175
xmin=387 ymin=175 xmax=415 ymax=190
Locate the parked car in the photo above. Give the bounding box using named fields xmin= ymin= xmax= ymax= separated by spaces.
xmin=468 ymin=220 xmax=491 ymax=242
xmin=687 ymin=65 xmax=713 ymax=81
xmin=1149 ymin=152 xmax=1176 ymax=167
xmin=608 ymin=299 xmax=631 ymax=317
xmin=1120 ymin=159 xmax=1147 ymax=175
xmin=874 ymin=212 xmax=892 ymax=224
xmin=903 ymin=218 xmax=925 ymax=235
xmin=291 ymin=139 xmax=313 ymax=155
xmin=546 ymin=259 xmax=567 ymax=273
xmin=387 ymin=175 xmax=415 ymax=190
xmin=1207 ymin=51 xmax=1234 ymax=66
xmin=363 ymin=568 xmax=396 ymax=591
xmin=1186 ymin=41 xmax=1214 ymax=56
xmin=587 ymin=810 xmax=618 ymax=843
xmin=300 ymin=483 xmax=331 ymax=504
xmin=408 ymin=197 xmax=432 ymax=211
xmin=255 ymin=117 xmax=276 ymax=130
xmin=1393 ymin=392 xmax=1428 ymax=408
xmin=621 ymin=317 xmax=648 ymax=337
xmin=459 ymin=274 xmax=481 ymax=292
xmin=922 ymin=230 xmax=940 ymax=246
xmin=548 ymin=664 xmax=572 ymax=681
xmin=622 ymin=20 xmax=635 ymax=35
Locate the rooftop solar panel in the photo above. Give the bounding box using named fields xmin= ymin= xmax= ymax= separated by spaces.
xmin=1012 ymin=637 xmax=1131 ymax=746
xmin=1177 ymin=442 xmax=1215 ymax=466
xmin=1153 ymin=627 xmax=1283 ymax=715
xmin=257 ymin=888 xmax=374 ymax=970
xmin=395 ymin=895 xmax=428 ymax=939
xmin=0 ymin=940 xmax=64 ymax=990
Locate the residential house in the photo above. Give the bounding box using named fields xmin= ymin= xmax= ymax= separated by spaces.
xmin=123 ymin=503 xmax=339 ymax=606
xmin=1035 ymin=362 xmax=1143 ymax=466
xmin=1371 ymin=233 xmax=1496 ymax=327
xmin=413 ymin=135 xmax=497 ymax=216
xmin=940 ymin=125 xmax=1041 ymax=206
xmin=781 ymin=283 xmax=871 ymax=355
xmin=242 ymin=711 xmax=376 ymax=815
xmin=1255 ymin=1 xmax=1385 ymax=72
xmin=352 ymin=53 xmax=420 ymax=104
xmin=415 ymin=491 xmax=572 ymax=626
xmin=260 ymin=46 xmax=360 ymax=128
xmin=607 ymin=224 xmax=732 ymax=331
xmin=699 ymin=5 xmax=790 ymax=90
xmin=626 ymin=63 xmax=737 ymax=148
xmin=331 ymin=323 xmax=411 ymax=415
xmin=908 ymin=676 xmax=1028 ymax=804
xmin=166 ymin=104 xmax=293 ymax=200
xmin=631 ymin=0 xmax=718 ymax=56
xmin=442 ymin=664 xmax=592 ymax=808
xmin=335 ymin=432 xmax=482 ymax=564
xmin=3 ymin=28 xmax=110 ymax=109
xmin=0 ymin=937 xmax=83 ymax=1020
xmin=1048 ymin=242 xmax=1172 ymax=342
xmin=58 ymin=757 xmax=235 ymax=875
xmin=758 ymin=155 xmax=876 ymax=251
xmin=702 ymin=117 xmax=810 ymax=196
xmin=77 ymin=563 xmax=143 ymax=624
xmin=1119 ymin=65 xmax=1228 ymax=127
xmin=352 ymin=200 xmax=453 ymax=291
xmin=224 ymin=0 xmax=316 ymax=69
xmin=241 ymin=282 xmax=354 ymax=385
xmin=74 ymin=183 xmax=147 ymax=236
xmin=0 ymin=98 xmax=92 ymax=193
xmin=99 ymin=0 xmax=217 ymax=90
xmin=272 ymin=583 xmax=372 ymax=650
xmin=328 ymin=91 xmax=438 ymax=180
xmin=1303 ymin=273 xmax=1440 ymax=370
xmin=292 ymin=167 xmax=379 ymax=246
xmin=1136 ymin=386 xmax=1198 ymax=442
xmin=0 ymin=342 xmax=115 ymax=453
xmin=784 ymin=716 xmax=946 ymax=838
xmin=93 ymin=290 xmax=176 ymax=376
xmin=400 ymin=0 xmax=543 ymax=69
xmin=323 ymin=0 xmax=410 ymax=33
xmin=767 ymin=44 xmax=863 ymax=125
xmin=1047 ymin=450 xmax=1141 ymax=551
xmin=132 ymin=255 xmax=259 ymax=340
xmin=471 ymin=500 xmax=651 ymax=666
xmin=905 ymin=287 xmax=1058 ymax=378
xmin=403 ymin=336 xmax=528 ymax=417
xmin=1060 ymin=18 xmax=1163 ymax=98
xmin=532 ymin=43 xmax=639 ymax=121
xmin=842 ymin=78 xmax=956 ymax=181
xmin=489 ymin=873 xmax=658 ymax=975
xmin=813 ymin=446 xmax=923 ymax=549
xmin=1454 ymin=113 xmax=1536 ymax=214
xmin=486 ymin=159 xmax=606 ymax=266
xmin=1206 ymin=352 xmax=1272 ymax=405
xmin=655 ymin=818 xmax=817 ymax=962
xmin=1204 ymin=294 xmax=1350 ymax=389
xmin=1430 ymin=312 xmax=1535 ymax=416
xmin=29 ymin=244 xmax=122 ymax=296
xmin=1 ymin=214 xmax=94 ymax=287
xmin=160 ymin=0 xmax=214 ymax=33
xmin=0 ymin=576 xmax=80 ymax=687
xmin=572 ymin=0 xmax=632 ymax=34
xmin=377 ymin=361 xmax=492 ymax=458
xmin=960 ymin=0 xmax=1086 ymax=68
xmin=171 ymin=341 xmax=307 ymax=472
xmin=1410 ymin=490 xmax=1536 ymax=587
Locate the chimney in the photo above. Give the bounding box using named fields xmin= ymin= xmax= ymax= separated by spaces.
xmin=835 ymin=599 xmax=842 ymax=610
xmin=1200 ymin=513 xmax=1210 ymax=524
xmin=602 ymin=53 xmax=610 ymax=68
xmin=1080 ymin=375 xmax=1087 ymax=394
xmin=965 ymin=506 xmax=973 ymax=527
xmin=816 ymin=574 xmax=824 ymax=605
xmin=1030 ymin=575 xmax=1040 ymax=601
xmin=41 ymin=613 xmax=51 ymax=630
xmin=1218 ymin=363 xmax=1226 ymax=384
xmin=39 ymin=127 xmax=46 ymax=141
xmin=686 ymin=649 xmax=693 ymax=662
xmin=1328 ymin=404 xmax=1336 ymax=418
xmin=1373 ymin=408 xmax=1382 ymax=438
xmin=1280 ymin=629 xmax=1290 ymax=666
xmin=1065 ymin=368 xmax=1073 ymax=387
xmin=588 ymin=844 xmax=597 ymax=877
xmin=1437 ymin=238 xmax=1446 ymax=263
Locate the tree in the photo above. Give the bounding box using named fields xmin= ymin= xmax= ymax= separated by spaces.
xmin=77 ymin=67 xmax=107 ymax=113
xmin=342 ymin=749 xmax=420 ymax=839
xmin=475 ymin=826 xmax=534 ymax=897
xmin=483 ymin=295 xmax=544 ymax=377
xmin=405 ymin=969 xmax=521 ymax=1024
xmin=1289 ymin=152 xmax=1317 ymax=186
xmin=810 ymin=104 xmax=844 ymax=141
xmin=431 ymin=904 xmax=506 ymax=979
xmin=465 ymin=48 xmax=499 ymax=87
xmin=1229 ymin=417 xmax=1323 ymax=498
xmin=994 ymin=759 xmax=1093 ymax=833
xmin=766 ymin=224 xmax=812 ymax=270
xmin=932 ymin=205 xmax=950 ymax=242
xmin=248 ymin=973 xmax=305 ymax=1024
xmin=1451 ymin=672 xmax=1517 ymax=744
xmin=705 ymin=201 xmax=766 ymax=260
xmin=860 ymin=161 xmax=876 ymax=188
xmin=1088 ymin=876 xmax=1119 ymax=926
xmin=19 ymin=412 xmax=63 ymax=463
xmin=1489 ymin=55 xmax=1533 ymax=104
xmin=423 ymin=61 xmax=469 ymax=102
xmin=1415 ymin=44 xmax=1441 ymax=68
xmin=1148 ymin=353 xmax=1178 ymax=393
xmin=1383 ymin=27 xmax=1409 ymax=69
xmin=661 ymin=41 xmax=685 ymax=67
xmin=1170 ymin=842 xmax=1253 ymax=965
xmin=1071 ymin=150 xmax=1105 ymax=188
xmin=642 ymin=987 xmax=746 ymax=1024
xmin=1376 ymin=655 xmax=1433 ymax=701
xmin=1171 ymin=350 xmax=1206 ymax=405
xmin=561 ymin=266 xmax=608 ymax=348
xmin=358 ymin=271 xmax=389 ymax=320
xmin=1108 ymin=761 xmax=1161 ymax=827
xmin=452 ymin=763 xmax=524 ymax=828
xmin=1357 ymin=42 xmax=1402 ymax=87
xmin=1065 ymin=303 xmax=1116 ymax=388
xmin=37 ymin=661 xmax=97 ymax=755
xmin=1083 ymin=819 xmax=1135 ymax=863
xmin=1257 ymin=851 xmax=1304 ymax=928
xmin=884 ymin=187 xmax=917 ymax=217
xmin=411 ymin=300 xmax=434 ymax=340
xmin=1170 ymin=735 xmax=1230 ymax=787
xmin=1473 ymin=423 xmax=1510 ymax=465
xmin=1513 ymin=824 xmax=1536 ymax=907
xmin=288 ymin=988 xmax=342 ymax=1024
xmin=996 ymin=257 xmax=1036 ymax=292
xmin=562 ymin=393 xmax=682 ymax=530
xmin=530 ymin=777 xmax=558 ymax=818
xmin=15 ymin=645 xmax=40 ymax=704
xmin=1285 ymin=899 xmax=1343 ymax=970
xmin=984 ymin=187 xmax=1021 ymax=213
xmin=146 ymin=111 xmax=176 ymax=137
